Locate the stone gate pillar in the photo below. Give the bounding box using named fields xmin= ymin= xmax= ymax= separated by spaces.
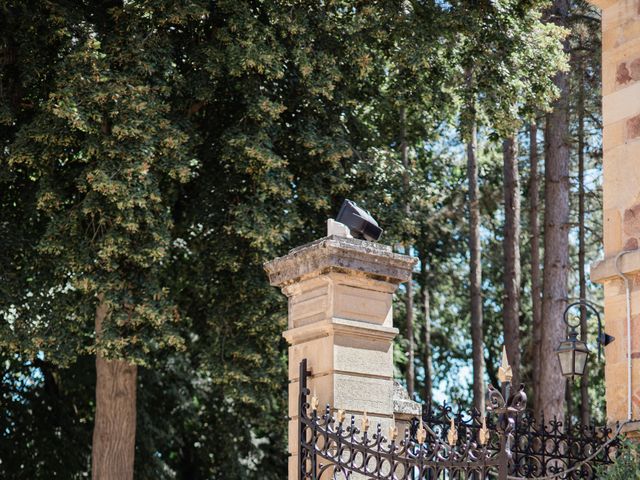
xmin=264 ymin=234 xmax=418 ymax=478
xmin=588 ymin=0 xmax=640 ymax=433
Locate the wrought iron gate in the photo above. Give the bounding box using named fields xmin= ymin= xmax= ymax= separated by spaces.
xmin=297 ymin=359 xmax=620 ymax=480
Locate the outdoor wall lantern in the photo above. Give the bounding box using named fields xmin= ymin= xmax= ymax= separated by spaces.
xmin=556 ymin=300 xmax=615 ymax=379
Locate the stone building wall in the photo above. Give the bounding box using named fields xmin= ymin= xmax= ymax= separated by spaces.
xmin=589 ymin=0 xmax=640 ymax=430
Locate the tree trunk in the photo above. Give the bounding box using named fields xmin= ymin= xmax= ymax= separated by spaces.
xmin=420 ymin=251 xmax=433 ymax=405
xmin=502 ymin=135 xmax=522 ymax=387
xmin=566 ymin=378 xmax=574 ymax=424
xmin=529 ymin=122 xmax=543 ymax=410
xmin=577 ymin=55 xmax=590 ymax=425
xmin=538 ymin=0 xmax=571 ymax=419
xmin=465 ymin=72 xmax=485 ymax=412
xmin=92 ymin=298 xmax=137 ymax=480
xmin=401 ymin=106 xmax=414 ymax=398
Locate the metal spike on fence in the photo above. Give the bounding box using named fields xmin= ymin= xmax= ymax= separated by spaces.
xmin=361 ymin=411 xmax=369 ymax=432
xmin=447 ymin=416 xmax=458 ymax=446
xmin=498 ymin=346 xmax=513 ymax=384
xmin=479 ymin=416 xmax=490 ymax=446
xmin=417 ymin=418 xmax=427 ymax=444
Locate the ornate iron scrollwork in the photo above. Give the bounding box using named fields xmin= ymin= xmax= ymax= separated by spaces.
xmin=420 ymin=392 xmax=619 ymax=479
xmin=298 ymin=356 xmax=619 ymax=480
xmin=298 ymin=358 xmax=522 ymax=480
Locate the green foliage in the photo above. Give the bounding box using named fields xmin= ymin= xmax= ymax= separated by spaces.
xmin=0 ymin=0 xmax=597 ymax=478
xmin=598 ymin=440 xmax=640 ymax=479
xmin=446 ymin=0 xmax=568 ymax=137
xmin=2 ymin=0 xmax=199 ymax=366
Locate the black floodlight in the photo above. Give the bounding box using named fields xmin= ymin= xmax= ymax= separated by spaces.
xmin=336 ymin=199 xmax=383 ymax=242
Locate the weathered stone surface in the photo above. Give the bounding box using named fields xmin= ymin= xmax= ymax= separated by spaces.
xmin=603 ymin=118 xmax=626 ymax=152
xmin=631 ymin=58 xmax=640 ymax=78
xmin=604 ymin=209 xmax=623 ymax=255
xmin=633 ymin=388 xmax=640 ymax=415
xmin=623 ymin=237 xmax=639 ymax=250
xmin=393 ymin=381 xmax=422 ymax=417
xmin=291 ymin=373 xmax=395 ymax=415
xmin=332 ymin=374 xmax=394 ymax=413
xmin=268 ymin=234 xmax=418 ymax=475
xmin=602 ymin=143 xmax=640 ymax=211
xmin=602 ymin=36 xmax=640 ymax=94
xmin=603 ymin=80 xmax=640 ymax=125
xmin=624 ymin=203 xmax=640 ymax=236
xmin=283 ymin=317 xmax=398 ymax=346
xmin=392 ymin=381 xmax=421 ymax=437
xmin=288 ymin=277 xmax=331 ymax=328
xmin=591 ymin=248 xmax=640 ymax=282
xmin=588 ymin=0 xmax=640 ymax=431
xmin=283 ymin=271 xmax=397 ymax=331
xmin=333 ymin=334 xmax=394 ymax=377
xmin=591 ymin=0 xmax=622 ymax=11
xmin=615 ymin=58 xmax=640 ymax=87
xmin=627 ymin=113 xmax=640 ymax=140
xmin=621 ymin=420 xmax=640 ymax=436
xmin=264 ymin=235 xmax=416 ymax=287
xmin=334 ymin=282 xmax=393 ymax=325
xmin=617 ymin=61 xmax=633 ymax=84
xmin=604 ymin=361 xmax=629 ymax=421
xmin=287 ymin=334 xmax=394 ymax=383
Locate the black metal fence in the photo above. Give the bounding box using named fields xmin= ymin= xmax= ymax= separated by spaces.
xmin=418 ymin=403 xmax=620 ymax=479
xmin=297 ymin=359 xmax=620 ymax=480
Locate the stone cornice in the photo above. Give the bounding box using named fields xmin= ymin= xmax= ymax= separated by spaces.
xmin=282 ymin=317 xmax=399 ymax=345
xmin=264 ymin=235 xmax=417 ymax=287
xmin=590 ymin=249 xmax=640 ymax=283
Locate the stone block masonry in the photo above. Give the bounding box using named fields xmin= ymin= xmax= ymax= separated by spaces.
xmin=265 ymin=235 xmax=420 ymax=479
xmin=589 ymin=0 xmax=640 ymax=431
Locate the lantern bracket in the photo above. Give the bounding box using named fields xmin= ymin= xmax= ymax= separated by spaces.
xmin=563 ymin=299 xmax=614 ymax=361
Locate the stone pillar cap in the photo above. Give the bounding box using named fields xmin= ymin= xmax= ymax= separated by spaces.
xmin=264 ymin=235 xmax=417 ymax=287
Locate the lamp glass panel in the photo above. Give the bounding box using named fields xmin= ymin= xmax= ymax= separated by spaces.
xmin=557 ymin=346 xmax=574 ymax=377
xmin=574 ymin=349 xmax=589 ymax=376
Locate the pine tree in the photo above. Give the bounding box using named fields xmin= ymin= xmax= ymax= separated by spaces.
xmin=502 ymin=135 xmax=522 ymax=386
xmin=538 ymin=0 xmax=572 ymax=421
